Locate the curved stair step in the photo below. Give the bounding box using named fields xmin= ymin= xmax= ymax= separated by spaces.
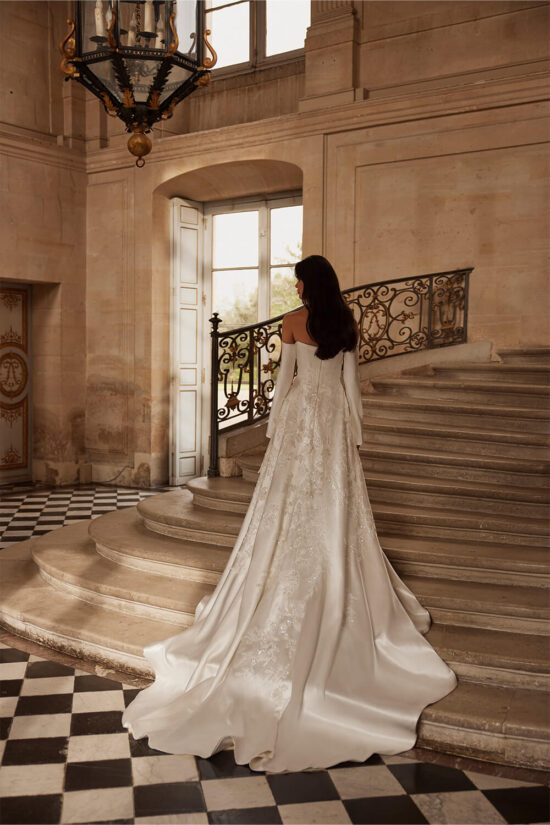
xmin=361 ymin=396 xmax=550 ymax=434
xmin=0 ymin=542 xmax=177 ymax=677
xmin=425 ymin=625 xmax=549 ymax=691
xmin=402 ymin=575 xmax=550 ymax=635
xmin=138 ymin=489 xmax=242 ymax=545
xmin=31 ymin=521 xmax=212 ymax=625
xmin=89 ymin=507 xmax=229 ymax=582
xmin=417 ymin=681 xmax=549 ymax=771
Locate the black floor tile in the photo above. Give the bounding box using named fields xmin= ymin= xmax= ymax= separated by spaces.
xmin=344 ymin=794 xmax=429 ymax=824
xmin=331 ymin=754 xmax=385 ymax=769
xmin=128 ymin=735 xmax=167 ymax=758
xmin=133 ymin=781 xmax=206 ymax=817
xmin=208 ymin=806 xmax=283 ymax=824
xmin=0 ymin=717 xmax=12 ymax=739
xmin=65 ymin=757 xmax=133 ymax=791
xmin=122 ymin=688 xmax=141 ymax=707
xmin=197 ymin=750 xmax=261 ymax=780
xmin=483 ymin=785 xmax=550 ymax=824
xmin=71 ymin=710 xmax=125 ymax=736
xmin=74 ymin=674 xmax=124 ymax=693
xmin=0 ymin=793 xmax=63 ymax=824
xmin=1 ymin=678 xmax=23 ymax=697
xmin=0 ymin=648 xmax=30 ymax=664
xmin=388 ymin=761 xmax=477 ymax=794
xmin=2 ymin=736 xmax=68 ymax=765
xmin=15 ymin=693 xmax=73 ymax=716
xmin=266 ymin=771 xmax=339 ymax=805
xmin=25 ymin=661 xmax=74 ymax=679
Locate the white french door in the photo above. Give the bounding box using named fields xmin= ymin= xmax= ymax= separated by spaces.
xmin=169 ymin=197 xmax=205 ymax=485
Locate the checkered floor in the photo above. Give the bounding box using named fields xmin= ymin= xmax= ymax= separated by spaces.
xmin=0 ymin=485 xmax=171 ymax=550
xmin=0 ymin=487 xmax=549 ymax=824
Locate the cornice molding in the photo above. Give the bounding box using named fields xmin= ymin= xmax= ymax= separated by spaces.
xmin=86 ymin=71 xmax=550 ymax=176
xmin=0 ymin=124 xmax=86 ymax=173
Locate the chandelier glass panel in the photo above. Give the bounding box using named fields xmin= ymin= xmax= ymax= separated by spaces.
xmin=60 ymin=0 xmax=216 ymax=165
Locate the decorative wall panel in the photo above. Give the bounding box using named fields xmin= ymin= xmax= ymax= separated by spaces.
xmin=0 ymin=284 xmax=31 ymax=481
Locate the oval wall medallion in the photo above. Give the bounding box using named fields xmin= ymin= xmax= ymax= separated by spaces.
xmin=0 ymin=352 xmax=28 ymax=398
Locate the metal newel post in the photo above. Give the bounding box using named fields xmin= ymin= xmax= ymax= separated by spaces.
xmin=208 ymin=312 xmax=221 ymax=477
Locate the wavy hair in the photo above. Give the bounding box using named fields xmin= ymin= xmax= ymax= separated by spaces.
xmin=294 ymin=255 xmax=358 ymax=360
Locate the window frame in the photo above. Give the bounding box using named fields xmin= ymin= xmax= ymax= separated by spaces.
xmin=204 ymin=190 xmax=303 ymax=326
xmin=205 ymin=0 xmax=309 ymax=79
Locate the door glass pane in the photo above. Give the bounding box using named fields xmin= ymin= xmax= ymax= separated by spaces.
xmin=213 ymin=211 xmax=258 ymax=268
xmin=206 ymin=1 xmax=250 ymax=69
xmin=266 ymin=0 xmax=310 ymax=56
xmin=213 ymin=269 xmax=258 ymax=330
xmin=270 ymin=267 xmax=301 ymax=317
xmin=270 ymin=206 xmax=302 ymax=265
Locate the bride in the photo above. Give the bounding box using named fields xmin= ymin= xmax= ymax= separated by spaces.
xmin=122 ymin=254 xmax=458 ymax=772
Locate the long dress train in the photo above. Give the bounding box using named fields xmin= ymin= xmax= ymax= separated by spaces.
xmin=122 ymin=340 xmax=457 ymax=772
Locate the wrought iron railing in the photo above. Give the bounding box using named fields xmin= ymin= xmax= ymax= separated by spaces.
xmin=208 ymin=267 xmax=472 ymax=476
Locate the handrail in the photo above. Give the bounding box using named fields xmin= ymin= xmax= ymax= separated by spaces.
xmin=208 ymin=267 xmax=473 ymax=476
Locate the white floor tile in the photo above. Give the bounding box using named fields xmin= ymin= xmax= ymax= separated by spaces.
xmin=9 ymin=712 xmax=72 ymax=739
xmin=201 ymin=775 xmax=276 ymax=811
xmin=67 ymin=733 xmax=131 ymax=762
xmin=132 ymin=754 xmax=199 ymax=785
xmin=0 ymin=763 xmax=65 ymax=797
xmin=71 ymin=690 xmax=125 ymax=713
xmin=279 ymin=799 xmax=352 ymax=824
xmin=61 ymin=787 xmax=134 ymax=824
xmin=329 ymin=765 xmax=406 ymax=799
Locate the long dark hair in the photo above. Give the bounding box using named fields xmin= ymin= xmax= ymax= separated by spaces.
xmin=294 ymin=255 xmax=358 ymax=360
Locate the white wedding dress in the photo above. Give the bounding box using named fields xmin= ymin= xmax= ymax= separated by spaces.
xmin=122 ymin=341 xmax=457 ymax=772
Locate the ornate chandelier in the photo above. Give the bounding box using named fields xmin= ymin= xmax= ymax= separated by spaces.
xmin=60 ymin=0 xmax=216 ymax=166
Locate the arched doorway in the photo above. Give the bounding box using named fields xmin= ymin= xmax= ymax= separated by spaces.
xmin=155 ymin=159 xmax=303 ymax=484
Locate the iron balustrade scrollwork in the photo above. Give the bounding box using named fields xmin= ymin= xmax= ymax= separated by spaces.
xmin=208 ymin=267 xmax=472 ymax=476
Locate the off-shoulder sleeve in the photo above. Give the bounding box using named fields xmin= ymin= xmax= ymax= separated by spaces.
xmin=266 ymin=342 xmax=297 ymax=439
xmin=342 ymin=346 xmax=363 ymax=446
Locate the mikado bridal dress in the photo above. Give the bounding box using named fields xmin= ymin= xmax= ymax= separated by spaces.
xmin=122 ymin=340 xmax=458 ymax=772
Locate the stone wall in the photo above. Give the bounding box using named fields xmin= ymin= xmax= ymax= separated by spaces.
xmin=0 ymin=1 xmax=87 ymax=486
xmin=2 ymin=1 xmax=549 ymax=485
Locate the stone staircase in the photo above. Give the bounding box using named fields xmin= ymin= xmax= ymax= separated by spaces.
xmin=1 ymin=346 xmax=549 ymax=770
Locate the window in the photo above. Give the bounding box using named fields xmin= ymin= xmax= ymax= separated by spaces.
xmin=206 ymin=195 xmax=303 ymax=330
xmin=205 ymin=0 xmax=310 ymax=71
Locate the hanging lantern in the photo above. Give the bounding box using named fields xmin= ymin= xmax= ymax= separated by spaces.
xmin=60 ymin=1 xmax=216 ymax=166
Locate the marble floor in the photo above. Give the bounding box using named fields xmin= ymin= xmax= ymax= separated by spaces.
xmin=1 ymin=485 xmax=549 ymax=825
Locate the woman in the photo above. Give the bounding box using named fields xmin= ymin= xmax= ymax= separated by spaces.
xmin=122 ymin=254 xmax=457 ymax=772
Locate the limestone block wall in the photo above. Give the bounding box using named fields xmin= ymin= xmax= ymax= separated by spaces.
xmin=2 ymin=0 xmax=548 ymax=486
xmin=1 ymin=1 xmax=87 ymax=486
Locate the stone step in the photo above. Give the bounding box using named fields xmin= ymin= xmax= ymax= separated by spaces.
xmin=188 ymin=479 xmax=549 ymax=587
xmin=1 ymin=538 xmax=547 ymax=769
xmin=431 ymin=363 xmax=550 ymax=385
xmin=360 ymin=445 xmax=549 ymax=489
xmin=361 ymin=395 xmax=550 ymax=434
xmin=0 ymin=542 xmax=176 ymax=677
xmin=89 ymin=507 xmax=229 ymax=583
xmin=231 ymin=455 xmax=549 ymax=518
xmin=364 ymin=418 xmax=550 ymax=461
xmin=497 ymin=346 xmax=550 ymax=365
xmin=383 ymin=535 xmax=549 ymax=588
xmin=425 ymin=625 xmax=549 ymax=691
xmin=371 ymin=376 xmax=550 ymax=409
xmin=137 ymin=489 xmax=241 ymax=547
xmin=187 ymin=475 xmax=548 ymax=547
xmin=236 ymin=445 xmax=549 ymax=494
xmin=31 ymin=522 xmax=214 ymax=625
xmin=402 ymin=574 xmax=550 ymax=635
xmin=417 ymin=680 xmax=549 ymax=771
xmin=375 ymin=501 xmax=549 ymax=547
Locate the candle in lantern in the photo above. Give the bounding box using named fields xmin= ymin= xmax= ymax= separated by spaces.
xmin=144 ymin=0 xmax=155 ymax=33
xmin=94 ymin=0 xmax=106 ymax=37
xmin=127 ymin=10 xmax=137 ymax=46
xmin=155 ymin=14 xmax=165 ymax=48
